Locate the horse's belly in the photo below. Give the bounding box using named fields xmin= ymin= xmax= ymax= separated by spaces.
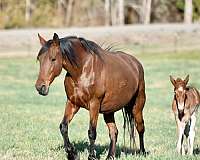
xmin=100 ymin=68 xmax=139 ymax=113
xmin=100 ymin=86 xmax=135 ymax=113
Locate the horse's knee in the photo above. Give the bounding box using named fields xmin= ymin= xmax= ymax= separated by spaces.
xmin=60 ymin=121 xmax=68 ymax=136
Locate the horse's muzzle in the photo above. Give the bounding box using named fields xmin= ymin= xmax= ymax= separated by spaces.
xmin=35 ymin=84 xmax=49 ymax=96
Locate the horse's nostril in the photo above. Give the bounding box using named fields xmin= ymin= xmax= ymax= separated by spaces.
xmin=41 ymin=85 xmax=46 ymax=93
xmin=35 ymin=84 xmax=46 ymax=93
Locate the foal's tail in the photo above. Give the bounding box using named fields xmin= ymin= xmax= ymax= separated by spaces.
xmin=122 ymin=105 xmax=136 ymax=152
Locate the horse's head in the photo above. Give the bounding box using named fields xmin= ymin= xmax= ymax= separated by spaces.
xmin=170 ymin=75 xmax=189 ymax=111
xmin=35 ymin=33 xmax=63 ymax=96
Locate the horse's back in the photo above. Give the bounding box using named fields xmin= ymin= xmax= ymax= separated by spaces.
xmin=100 ymin=51 xmax=144 ymax=113
xmin=186 ymin=86 xmax=200 ymax=109
xmin=103 ymin=51 xmax=144 ymax=79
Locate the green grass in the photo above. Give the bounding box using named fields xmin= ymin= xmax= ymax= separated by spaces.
xmin=0 ymin=52 xmax=200 ymax=160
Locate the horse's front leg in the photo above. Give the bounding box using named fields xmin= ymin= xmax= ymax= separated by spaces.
xmin=60 ymin=100 xmax=80 ymax=160
xmin=88 ymin=98 xmax=100 ymax=160
xmin=176 ymin=121 xmax=185 ymax=155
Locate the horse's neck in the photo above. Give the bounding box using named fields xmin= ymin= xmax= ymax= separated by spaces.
xmin=62 ymin=49 xmax=92 ymax=81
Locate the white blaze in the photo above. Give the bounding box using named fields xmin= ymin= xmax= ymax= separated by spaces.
xmin=177 ymin=87 xmax=184 ymax=110
xmin=178 ymin=87 xmax=183 ymax=91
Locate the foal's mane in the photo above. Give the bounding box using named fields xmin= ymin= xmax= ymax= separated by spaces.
xmin=37 ymin=36 xmax=103 ymax=66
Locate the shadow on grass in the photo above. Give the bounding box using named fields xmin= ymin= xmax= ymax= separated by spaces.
xmin=51 ymin=140 xmax=149 ymax=159
xmin=193 ymin=146 xmax=200 ymax=155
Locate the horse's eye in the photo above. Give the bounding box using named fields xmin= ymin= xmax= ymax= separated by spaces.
xmin=52 ymin=58 xmax=56 ymax=62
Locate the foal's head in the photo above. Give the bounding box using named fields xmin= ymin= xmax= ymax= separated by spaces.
xmin=170 ymin=75 xmax=189 ymax=111
xmin=35 ymin=33 xmax=63 ymax=96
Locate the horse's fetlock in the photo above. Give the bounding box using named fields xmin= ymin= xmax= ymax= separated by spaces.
xmin=115 ymin=129 xmax=118 ymax=136
xmin=88 ymin=129 xmax=96 ymax=140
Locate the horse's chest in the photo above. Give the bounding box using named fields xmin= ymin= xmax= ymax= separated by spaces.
xmin=65 ymin=75 xmax=95 ymax=107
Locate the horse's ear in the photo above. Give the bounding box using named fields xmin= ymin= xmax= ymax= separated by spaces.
xmin=53 ymin=33 xmax=60 ymax=45
xmin=170 ymin=75 xmax=176 ymax=86
xmin=184 ymin=74 xmax=189 ymax=85
xmin=38 ymin=33 xmax=46 ymax=46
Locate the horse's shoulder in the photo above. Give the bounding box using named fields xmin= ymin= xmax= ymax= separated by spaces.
xmin=186 ymin=86 xmax=199 ymax=96
xmin=172 ymin=98 xmax=177 ymax=113
xmin=186 ymin=86 xmax=200 ymax=107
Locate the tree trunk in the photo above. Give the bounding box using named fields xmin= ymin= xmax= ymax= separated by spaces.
xmin=118 ymin=0 xmax=124 ymax=25
xmin=184 ymin=0 xmax=193 ymax=24
xmin=65 ymin=0 xmax=74 ymax=26
xmin=105 ymin=0 xmax=112 ymax=26
xmin=25 ymin=0 xmax=32 ymax=23
xmin=57 ymin=0 xmax=74 ymax=26
xmin=111 ymin=0 xmax=117 ymax=25
xmin=58 ymin=0 xmax=67 ymax=26
xmin=142 ymin=0 xmax=152 ymax=24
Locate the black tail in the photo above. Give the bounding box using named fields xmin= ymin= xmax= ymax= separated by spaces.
xmin=122 ymin=105 xmax=136 ymax=152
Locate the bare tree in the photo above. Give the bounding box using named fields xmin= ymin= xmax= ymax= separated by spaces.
xmin=25 ymin=0 xmax=34 ymax=23
xmin=66 ymin=0 xmax=74 ymax=26
xmin=118 ymin=0 xmax=124 ymax=25
xmin=0 ymin=0 xmax=4 ymax=12
xmin=111 ymin=0 xmax=118 ymax=25
xmin=142 ymin=0 xmax=152 ymax=24
xmin=58 ymin=0 xmax=74 ymax=26
xmin=184 ymin=0 xmax=193 ymax=24
xmin=105 ymin=0 xmax=112 ymax=25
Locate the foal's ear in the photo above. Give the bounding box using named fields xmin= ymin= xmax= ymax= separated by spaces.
xmin=38 ymin=33 xmax=46 ymax=46
xmin=170 ymin=75 xmax=176 ymax=86
xmin=184 ymin=74 xmax=189 ymax=85
xmin=53 ymin=33 xmax=60 ymax=45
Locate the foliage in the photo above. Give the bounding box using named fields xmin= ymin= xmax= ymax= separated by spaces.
xmin=0 ymin=52 xmax=200 ymax=159
xmin=0 ymin=0 xmax=199 ymax=28
xmin=0 ymin=0 xmax=105 ymax=29
xmin=151 ymin=0 xmax=184 ymax=23
xmin=176 ymin=0 xmax=200 ymax=21
xmin=0 ymin=0 xmax=26 ymax=29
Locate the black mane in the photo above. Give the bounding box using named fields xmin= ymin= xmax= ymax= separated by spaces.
xmin=37 ymin=36 xmax=102 ymax=66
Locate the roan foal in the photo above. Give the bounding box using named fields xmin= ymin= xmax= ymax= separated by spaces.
xmin=170 ymin=75 xmax=200 ymax=155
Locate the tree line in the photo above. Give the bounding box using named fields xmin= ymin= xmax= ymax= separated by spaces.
xmin=0 ymin=0 xmax=199 ymax=29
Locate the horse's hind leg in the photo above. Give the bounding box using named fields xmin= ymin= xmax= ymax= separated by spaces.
xmin=103 ymin=113 xmax=118 ymax=160
xmin=60 ymin=100 xmax=80 ymax=160
xmin=133 ymin=81 xmax=146 ymax=154
xmin=188 ymin=114 xmax=196 ymax=155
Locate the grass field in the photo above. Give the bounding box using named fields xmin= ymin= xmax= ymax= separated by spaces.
xmin=0 ymin=52 xmax=200 ymax=160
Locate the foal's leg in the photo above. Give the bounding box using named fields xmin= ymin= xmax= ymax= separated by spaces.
xmin=60 ymin=100 xmax=80 ymax=160
xmin=176 ymin=121 xmax=185 ymax=155
xmin=188 ymin=114 xmax=196 ymax=155
xmin=88 ymin=98 xmax=100 ymax=160
xmin=133 ymin=84 xmax=146 ymax=154
xmin=103 ymin=113 xmax=118 ymax=160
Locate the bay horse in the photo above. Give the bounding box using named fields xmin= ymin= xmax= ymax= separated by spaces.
xmin=170 ymin=75 xmax=200 ymax=155
xmin=35 ymin=33 xmax=146 ymax=160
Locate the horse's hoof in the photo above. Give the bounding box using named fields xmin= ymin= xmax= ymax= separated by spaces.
xmin=88 ymin=155 xmax=97 ymax=160
xmin=106 ymin=155 xmax=114 ymax=160
xmin=137 ymin=149 xmax=148 ymax=156
xmin=67 ymin=153 xmax=80 ymax=160
xmin=67 ymin=150 xmax=79 ymax=160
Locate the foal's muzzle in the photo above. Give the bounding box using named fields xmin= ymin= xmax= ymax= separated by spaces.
xmin=35 ymin=84 xmax=49 ymax=96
